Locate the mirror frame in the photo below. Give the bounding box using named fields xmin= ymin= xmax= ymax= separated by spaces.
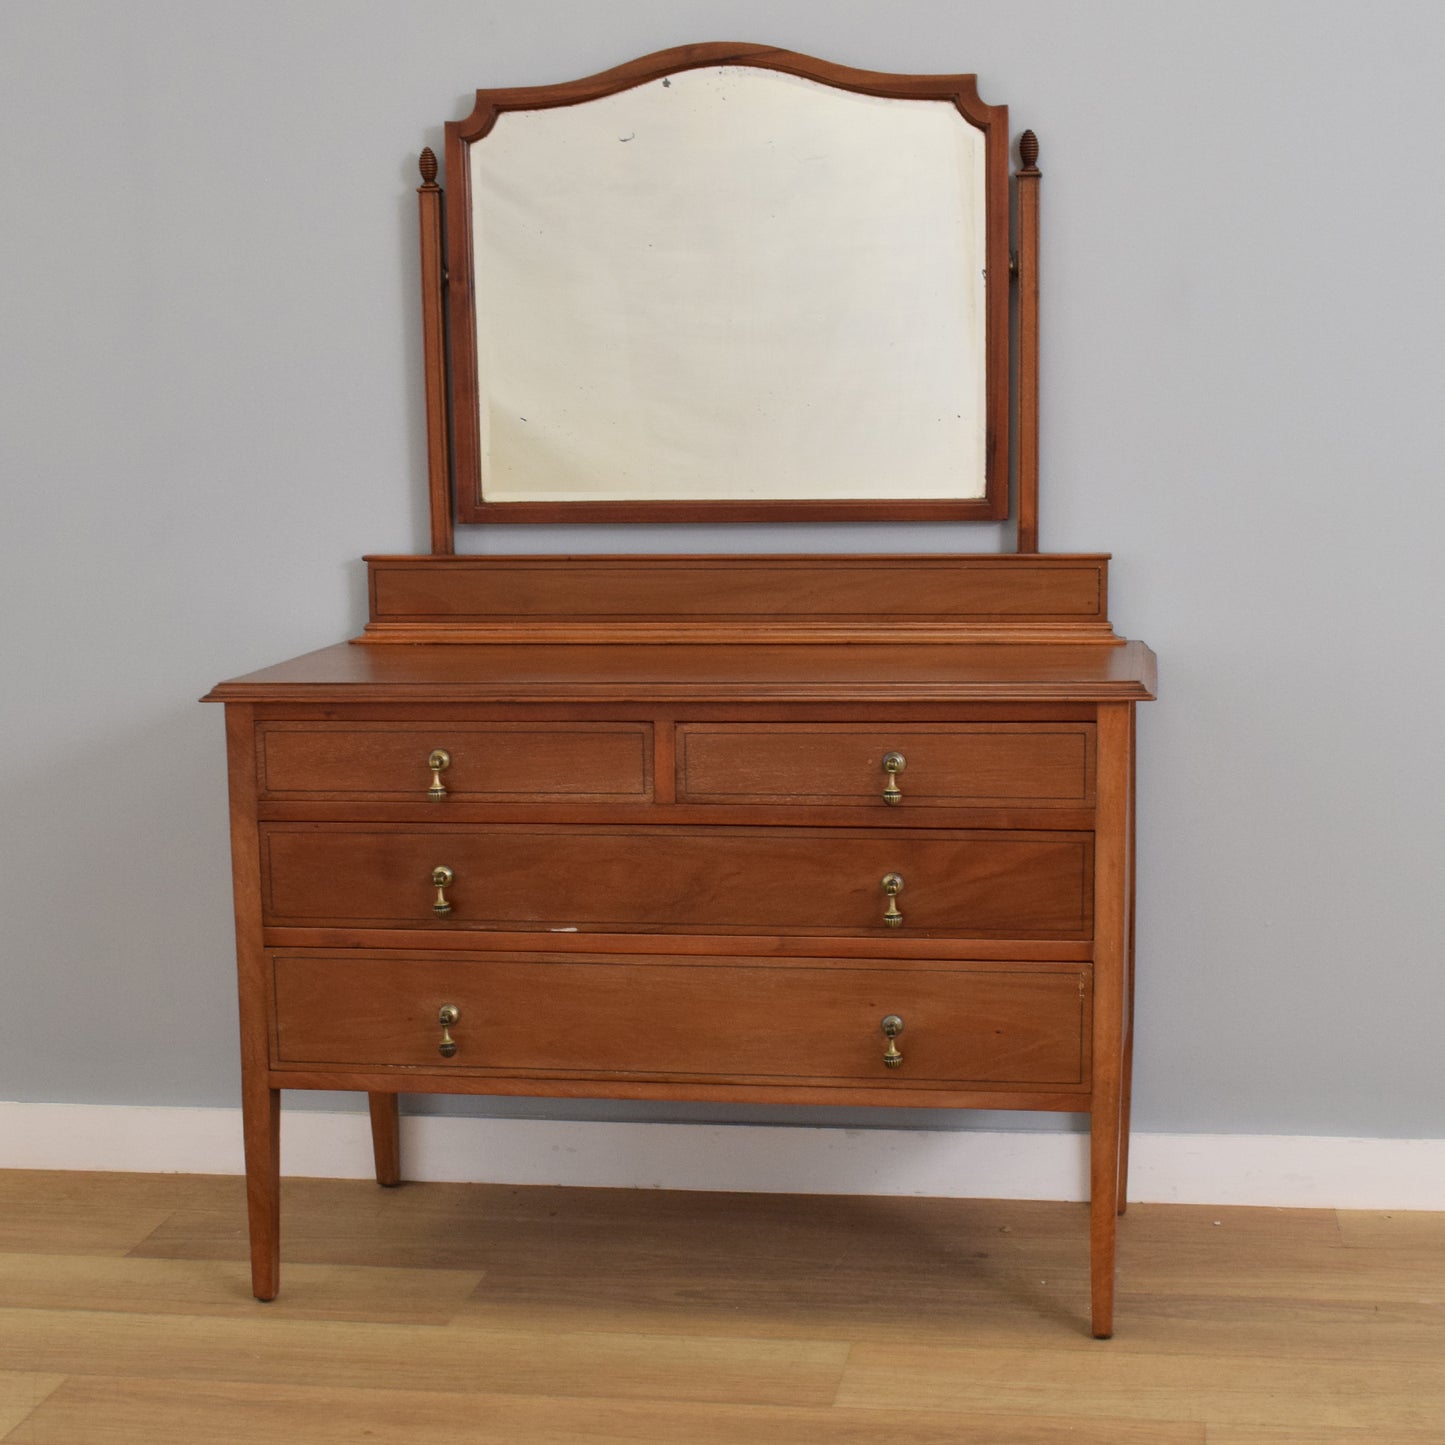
xmin=443 ymin=43 xmax=1010 ymax=526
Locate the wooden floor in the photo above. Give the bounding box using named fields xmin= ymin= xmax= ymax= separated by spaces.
xmin=1 ymin=1170 xmax=1443 ymax=1442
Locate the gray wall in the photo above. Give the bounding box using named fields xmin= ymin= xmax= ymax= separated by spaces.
xmin=2 ymin=1 xmax=1441 ymax=1139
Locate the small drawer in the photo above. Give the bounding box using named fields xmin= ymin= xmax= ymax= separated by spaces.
xmin=270 ymin=950 xmax=1091 ymax=1087
xmin=675 ymin=724 xmax=1093 ymax=808
xmin=256 ymin=722 xmax=651 ymax=802
xmin=260 ymin=824 xmax=1092 ymax=937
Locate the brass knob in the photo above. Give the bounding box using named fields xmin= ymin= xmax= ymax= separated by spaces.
xmin=881 ymin=873 xmax=904 ymax=928
xmin=881 ymin=1015 xmax=904 ymax=1068
xmin=431 ymin=865 xmax=454 ymax=916
xmin=438 ymin=1004 xmax=460 ymax=1058
xmin=427 ymin=748 xmax=451 ymax=801
xmin=881 ymin=752 xmax=906 ymax=806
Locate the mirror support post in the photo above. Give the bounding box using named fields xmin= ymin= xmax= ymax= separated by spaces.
xmin=418 ymin=148 xmax=454 ymax=555
xmin=1015 ymin=130 xmax=1041 ymax=554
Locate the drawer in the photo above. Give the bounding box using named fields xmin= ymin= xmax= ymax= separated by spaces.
xmin=270 ymin=951 xmax=1090 ymax=1086
xmin=256 ymin=722 xmax=651 ymax=802
xmin=675 ymin=724 xmax=1093 ymax=808
xmin=261 ymin=825 xmax=1092 ymax=937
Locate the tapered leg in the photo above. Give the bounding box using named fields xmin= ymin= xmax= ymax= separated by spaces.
xmin=368 ymin=1092 xmax=402 ymax=1186
xmin=242 ymin=1079 xmax=281 ymax=1301
xmin=1090 ymin=703 xmax=1131 ymax=1337
xmin=1118 ymin=701 xmax=1137 ymax=1216
xmin=1090 ymin=1097 xmax=1120 ymax=1339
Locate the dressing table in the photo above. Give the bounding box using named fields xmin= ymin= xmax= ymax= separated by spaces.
xmin=206 ymin=44 xmax=1155 ymax=1338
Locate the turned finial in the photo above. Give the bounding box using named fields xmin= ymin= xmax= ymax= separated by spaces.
xmin=418 ymin=147 xmax=439 ymax=186
xmin=1019 ymin=130 xmax=1040 ymax=172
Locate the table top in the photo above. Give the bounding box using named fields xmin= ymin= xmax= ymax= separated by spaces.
xmin=205 ymin=639 xmax=1157 ymax=705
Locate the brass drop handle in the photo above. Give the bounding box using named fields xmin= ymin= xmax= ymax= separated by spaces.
xmin=431 ymin=865 xmax=454 ymax=916
xmin=437 ymin=1004 xmax=460 ymax=1059
xmin=881 ymin=751 xmax=906 ymax=806
xmin=881 ymin=1015 xmax=904 ymax=1069
xmin=881 ymin=872 xmax=904 ymax=928
xmin=427 ymin=749 xmax=451 ymax=801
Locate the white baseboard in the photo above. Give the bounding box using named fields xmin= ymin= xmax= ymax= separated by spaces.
xmin=2 ymin=1101 xmax=1441 ymax=1210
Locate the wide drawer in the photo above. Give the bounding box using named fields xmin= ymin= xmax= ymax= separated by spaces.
xmin=256 ymin=722 xmax=651 ymax=802
xmin=260 ymin=825 xmax=1092 ymax=937
xmin=675 ymin=723 xmax=1094 ymax=808
xmin=270 ymin=951 xmax=1091 ymax=1086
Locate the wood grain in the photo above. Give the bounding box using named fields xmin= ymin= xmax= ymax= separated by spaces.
xmin=837 ymin=1341 xmax=1445 ymax=1429
xmin=5 ymin=1175 xmax=1442 ymax=1442
xmin=0 ymin=1198 xmax=174 ymax=1259
xmin=204 ymin=639 xmax=1158 ymax=704
xmin=366 ymin=1092 xmax=400 ymax=1186
xmin=9 ymin=1376 xmax=1206 ymax=1445
xmin=0 ymin=1371 xmax=65 ymax=1439
xmin=258 ymin=825 xmax=1094 ymax=936
xmin=258 ymin=928 xmax=1094 ymax=962
xmin=416 ymin=158 xmax=452 ymax=555
xmin=675 ymin=722 xmax=1093 ymax=807
xmin=360 ymin=553 xmax=1115 ymax=644
xmin=1088 ymin=702 xmax=1131 ymax=1334
xmin=206 ymin=570 xmax=1153 ymax=1324
xmin=225 ymin=702 xmax=278 ymax=1301
xmin=1336 ymin=1209 xmax=1445 ymax=1248
xmin=0 ymin=1251 xmax=483 ymax=1325
xmin=1109 ymin=1236 xmax=1445 ymax=1303
xmin=1015 ymin=131 xmax=1041 ymax=553
xmin=269 ymin=952 xmax=1090 ymax=1085
xmin=366 ymin=554 xmax=1108 ymax=625
xmin=1205 ymin=1429 xmax=1445 ymax=1444
xmin=256 ymin=720 xmax=652 ymax=802
xmin=1 ymin=1309 xmax=849 ymax=1409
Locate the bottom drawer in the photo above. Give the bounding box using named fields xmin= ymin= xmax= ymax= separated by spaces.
xmin=270 ymin=951 xmax=1090 ymax=1088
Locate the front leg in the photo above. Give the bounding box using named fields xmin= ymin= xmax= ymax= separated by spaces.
xmin=1089 ymin=1094 xmax=1120 ymax=1338
xmin=368 ymin=1092 xmax=402 ymax=1186
xmin=242 ymin=1078 xmax=281 ymax=1300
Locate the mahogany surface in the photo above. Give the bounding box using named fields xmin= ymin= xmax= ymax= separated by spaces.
xmin=256 ymin=720 xmax=652 ymax=801
xmin=205 ymin=639 xmax=1156 ymax=702
xmin=1015 ymin=130 xmax=1042 ymax=553
xmin=363 ymin=554 xmax=1111 ymax=635
xmin=207 ymin=46 xmax=1150 ymax=1342
xmin=675 ymin=722 xmax=1094 ymax=807
xmin=258 ymin=825 xmax=1093 ymax=936
xmin=271 ymin=952 xmax=1091 ymax=1086
xmin=210 ymin=616 xmax=1151 ymax=1336
xmin=366 ymin=1091 xmax=401 ymax=1187
xmin=415 ymin=150 xmax=452 ymax=556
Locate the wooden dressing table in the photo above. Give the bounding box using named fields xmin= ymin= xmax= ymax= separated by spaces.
xmin=206 ymin=45 xmax=1155 ymax=1338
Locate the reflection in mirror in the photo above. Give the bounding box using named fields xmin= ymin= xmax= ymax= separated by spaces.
xmin=468 ymin=66 xmax=988 ymax=506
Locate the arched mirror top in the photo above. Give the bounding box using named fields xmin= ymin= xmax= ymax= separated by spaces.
xmin=435 ymin=44 xmax=1015 ymax=528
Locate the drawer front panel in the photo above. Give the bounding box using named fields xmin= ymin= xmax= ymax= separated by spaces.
xmin=271 ymin=951 xmax=1090 ymax=1086
xmin=257 ymin=722 xmax=651 ymax=801
xmin=676 ymin=724 xmax=1093 ymax=807
xmin=261 ymin=826 xmax=1092 ymax=936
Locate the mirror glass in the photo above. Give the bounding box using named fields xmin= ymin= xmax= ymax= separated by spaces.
xmin=467 ymin=65 xmax=988 ymax=506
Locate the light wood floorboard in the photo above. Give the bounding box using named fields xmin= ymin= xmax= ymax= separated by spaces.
xmin=3 ymin=1377 xmax=1207 ymax=1445
xmin=0 ymin=1376 xmax=65 ymax=1440
xmin=0 ymin=1251 xmax=486 ymax=1325
xmin=0 ymin=1310 xmax=849 ymax=1409
xmin=1337 ymin=1208 xmax=1445 ymax=1248
xmin=1207 ymin=1429 xmax=1445 ymax=1444
xmin=0 ymin=1169 xmax=1441 ymax=1442
xmin=836 ymin=1341 xmax=1445 ymax=1430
